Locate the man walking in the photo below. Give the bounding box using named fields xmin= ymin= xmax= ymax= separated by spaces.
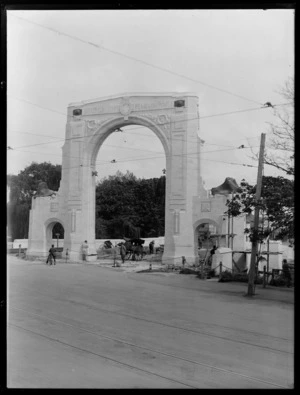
xmin=47 ymin=244 xmax=56 ymax=265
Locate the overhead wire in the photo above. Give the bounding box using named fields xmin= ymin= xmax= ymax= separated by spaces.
xmin=8 ymin=126 xmax=265 ymax=153
xmin=10 ymin=127 xmax=259 ymax=154
xmin=8 ymin=14 xmax=289 ymax=174
xmin=7 ymin=99 xmax=267 ymax=173
xmin=9 ymin=129 xmax=239 ymax=149
xmin=7 ymin=15 xmax=291 ymax=170
xmin=11 ymin=145 xmax=258 ymax=173
xmin=7 ymin=95 xmax=67 ymax=117
xmin=8 ymin=101 xmax=283 ymax=150
xmin=10 ymin=140 xmax=260 ymax=164
xmin=8 ymin=90 xmax=289 ymax=150
xmin=8 ymin=90 xmax=290 ymax=127
xmin=10 ymin=14 xmax=263 ymax=106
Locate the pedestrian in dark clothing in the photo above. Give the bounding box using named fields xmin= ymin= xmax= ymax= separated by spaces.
xmin=120 ymin=243 xmax=126 ymax=263
xmin=208 ymin=245 xmax=217 ymax=266
xmin=282 ymin=259 xmax=291 ymax=287
xmin=47 ymin=245 xmax=56 ymax=265
xmin=149 ymin=241 xmax=154 ymax=254
xmin=210 ymin=245 xmax=217 ymax=256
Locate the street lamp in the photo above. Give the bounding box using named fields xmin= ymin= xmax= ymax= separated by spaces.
xmin=55 ymin=233 xmax=60 ymax=248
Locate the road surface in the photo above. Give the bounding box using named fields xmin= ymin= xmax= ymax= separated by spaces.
xmin=7 ymin=256 xmax=294 ymax=388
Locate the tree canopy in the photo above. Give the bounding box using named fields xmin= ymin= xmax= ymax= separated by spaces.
xmin=7 ymin=165 xmax=166 ymax=241
xmin=226 ymin=176 xmax=294 ymax=244
xmin=7 ymin=162 xmax=62 ymax=239
xmin=8 ymin=161 xmax=62 ymax=205
xmin=95 ymin=170 xmax=165 ymax=239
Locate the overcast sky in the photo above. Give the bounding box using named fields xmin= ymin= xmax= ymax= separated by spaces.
xmin=7 ymin=9 xmax=294 ymax=190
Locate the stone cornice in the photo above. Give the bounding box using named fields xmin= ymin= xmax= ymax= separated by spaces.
xmin=68 ymin=92 xmax=198 ymax=107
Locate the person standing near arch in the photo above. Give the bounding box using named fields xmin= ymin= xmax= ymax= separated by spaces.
xmin=47 ymin=244 xmax=56 ymax=265
xmin=282 ymin=259 xmax=291 ymax=288
xmin=149 ymin=240 xmax=154 ymax=254
xmin=81 ymin=240 xmax=89 ymax=261
xmin=120 ymin=242 xmax=126 ymax=263
xmin=208 ymin=245 xmax=217 ymax=266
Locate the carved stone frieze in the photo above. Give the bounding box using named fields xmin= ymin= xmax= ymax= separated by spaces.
xmin=86 ymin=118 xmax=113 ymax=134
xmin=138 ymin=113 xmax=171 ymax=131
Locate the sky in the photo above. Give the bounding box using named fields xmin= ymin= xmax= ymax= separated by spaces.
xmin=7 ymin=9 xmax=294 ymax=192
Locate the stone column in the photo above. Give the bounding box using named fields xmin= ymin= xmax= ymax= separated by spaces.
xmin=162 ymin=96 xmax=200 ymax=265
xmin=27 ymin=197 xmax=48 ymax=257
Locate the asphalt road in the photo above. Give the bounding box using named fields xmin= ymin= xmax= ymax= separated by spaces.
xmin=7 ymin=256 xmax=294 ymax=389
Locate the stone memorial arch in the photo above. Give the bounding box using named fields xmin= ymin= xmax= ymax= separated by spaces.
xmin=27 ymin=93 xmax=206 ymax=265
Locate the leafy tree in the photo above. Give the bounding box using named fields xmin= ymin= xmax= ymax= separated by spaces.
xmin=8 ymin=161 xmax=62 ymax=204
xmin=7 ymin=164 xmax=167 ymax=241
xmin=7 ymin=162 xmax=62 ymax=239
xmin=95 ymin=171 xmax=166 ymax=239
xmin=260 ymin=176 xmax=294 ymax=241
xmin=226 ymin=176 xmax=294 ymax=244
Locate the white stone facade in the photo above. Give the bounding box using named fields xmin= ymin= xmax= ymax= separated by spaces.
xmin=26 ymin=92 xmax=246 ymax=265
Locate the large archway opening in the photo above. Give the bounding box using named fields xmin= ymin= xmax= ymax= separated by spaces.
xmin=93 ymin=123 xmax=166 ymax=253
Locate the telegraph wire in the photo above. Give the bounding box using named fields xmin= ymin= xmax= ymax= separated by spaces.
xmin=8 ymin=101 xmax=283 ymax=150
xmin=11 ymin=147 xmax=258 ymax=173
xmin=7 ymin=95 xmax=67 ymax=117
xmin=10 ymin=135 xmax=166 ymax=155
xmin=10 ymin=128 xmax=259 ymax=153
xmin=11 ymin=14 xmax=262 ymax=106
xmin=9 ymin=148 xmax=110 ymax=164
xmin=10 ymin=129 xmax=238 ymax=149
xmin=9 ymin=127 xmax=263 ymax=149
xmin=9 ymin=130 xmax=65 ymax=140
xmin=9 ymin=91 xmax=287 ymax=137
xmin=10 ymin=142 xmax=260 ymax=162
xmin=203 ymin=158 xmax=258 ymax=168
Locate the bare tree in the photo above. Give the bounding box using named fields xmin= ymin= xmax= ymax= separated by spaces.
xmin=264 ymin=77 xmax=294 ymax=176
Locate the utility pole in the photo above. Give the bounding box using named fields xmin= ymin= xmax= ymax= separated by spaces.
xmin=227 ymin=210 xmax=230 ymax=247
xmin=247 ymin=133 xmax=266 ymax=296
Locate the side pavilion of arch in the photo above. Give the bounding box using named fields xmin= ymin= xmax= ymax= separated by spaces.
xmin=27 ymin=92 xmax=232 ymax=264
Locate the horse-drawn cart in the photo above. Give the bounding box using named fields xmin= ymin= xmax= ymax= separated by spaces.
xmin=121 ymin=237 xmax=146 ymax=261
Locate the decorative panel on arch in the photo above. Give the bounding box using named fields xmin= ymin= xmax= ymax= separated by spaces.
xmin=69 ymin=139 xmax=82 ymax=196
xmin=170 ymin=131 xmax=186 ymax=199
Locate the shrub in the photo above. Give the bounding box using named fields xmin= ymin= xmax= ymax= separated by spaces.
xmin=254 ymin=275 xmax=263 ymax=285
xmin=219 ymin=272 xmax=263 ymax=284
xmin=269 ymin=275 xmax=288 ymax=287
xmin=232 ymin=273 xmax=248 ymax=282
xmin=218 ymin=270 xmax=233 ymax=282
xmin=180 ymin=268 xmax=198 ymax=275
